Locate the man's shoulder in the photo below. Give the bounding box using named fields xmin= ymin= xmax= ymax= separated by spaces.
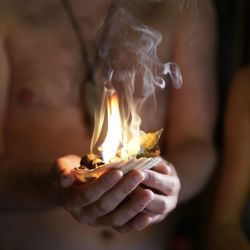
xmin=0 ymin=0 xmax=22 ymax=33
xmin=0 ymin=0 xmax=45 ymax=13
xmin=156 ymin=0 xmax=215 ymax=19
xmin=153 ymin=0 xmax=216 ymax=44
xmin=0 ymin=2 xmax=11 ymax=36
xmin=0 ymin=0 xmax=59 ymax=36
xmin=0 ymin=0 xmax=21 ymax=18
xmin=0 ymin=0 xmax=53 ymax=24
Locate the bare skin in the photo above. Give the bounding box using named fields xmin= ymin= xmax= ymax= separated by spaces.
xmin=0 ymin=0 xmax=217 ymax=249
xmin=210 ymin=67 xmax=250 ymax=250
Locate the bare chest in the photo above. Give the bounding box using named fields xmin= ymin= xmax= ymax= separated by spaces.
xmin=5 ymin=1 xmax=105 ymax=162
xmin=4 ymin=1 xmax=170 ymax=163
xmin=7 ymin=0 xmax=107 ymax=106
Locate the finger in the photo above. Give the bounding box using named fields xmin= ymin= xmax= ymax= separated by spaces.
xmin=82 ymin=170 xmax=146 ymax=218
xmin=115 ymin=212 xmax=152 ymax=233
xmin=61 ymin=169 xmax=124 ymax=222
xmin=69 ymin=169 xmax=123 ymax=208
xmin=59 ymin=155 xmax=82 ymax=187
xmin=151 ymin=163 xmax=172 ymax=175
xmin=98 ymin=188 xmax=153 ymax=227
xmin=142 ymin=170 xmax=181 ymax=195
xmin=143 ymin=193 xmax=177 ymax=216
xmin=50 ymin=155 xmax=81 ymax=187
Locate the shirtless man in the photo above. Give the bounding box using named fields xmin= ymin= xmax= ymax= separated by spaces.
xmin=0 ymin=0 xmax=217 ymax=249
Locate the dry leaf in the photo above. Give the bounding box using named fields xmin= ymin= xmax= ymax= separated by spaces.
xmin=140 ymin=128 xmax=163 ymax=151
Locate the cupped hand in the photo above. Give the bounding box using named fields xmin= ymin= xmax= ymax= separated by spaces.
xmin=50 ymin=155 xmax=180 ymax=233
xmin=110 ymin=159 xmax=181 ymax=233
xmin=142 ymin=160 xmax=181 ymax=222
xmin=50 ymin=155 xmax=153 ymax=231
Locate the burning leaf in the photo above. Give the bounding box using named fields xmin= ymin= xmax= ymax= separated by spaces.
xmin=80 ymin=154 xmax=104 ymax=170
xmin=140 ymin=128 xmax=163 ymax=151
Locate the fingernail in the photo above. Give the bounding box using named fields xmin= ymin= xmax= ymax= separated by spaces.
xmin=141 ymin=193 xmax=150 ymax=203
xmin=143 ymin=171 xmax=149 ymax=182
xmin=107 ymin=170 xmax=123 ymax=183
xmin=131 ymin=171 xmax=144 ymax=183
xmin=142 ymin=189 xmax=154 ymax=202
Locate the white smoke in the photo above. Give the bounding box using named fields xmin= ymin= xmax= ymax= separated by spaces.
xmin=97 ymin=5 xmax=182 ymax=107
xmin=90 ymin=1 xmax=184 ymax=153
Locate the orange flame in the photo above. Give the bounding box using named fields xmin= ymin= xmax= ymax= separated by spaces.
xmin=100 ymin=92 xmax=122 ymax=163
xmin=92 ymin=87 xmax=142 ymax=164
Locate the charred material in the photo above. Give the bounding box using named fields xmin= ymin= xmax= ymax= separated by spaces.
xmin=79 ymin=154 xmax=105 ymax=170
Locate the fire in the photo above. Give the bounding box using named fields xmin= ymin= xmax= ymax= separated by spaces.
xmin=100 ymin=92 xmax=122 ymax=163
xmin=99 ymin=88 xmax=141 ymax=163
xmin=89 ymin=82 xmax=164 ymax=166
xmin=75 ymin=85 xmax=163 ymax=183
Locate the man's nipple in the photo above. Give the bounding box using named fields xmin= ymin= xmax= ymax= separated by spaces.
xmin=18 ymin=87 xmax=36 ymax=105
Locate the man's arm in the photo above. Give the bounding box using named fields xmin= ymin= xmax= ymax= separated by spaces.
xmin=210 ymin=68 xmax=250 ymax=250
xmin=0 ymin=158 xmax=61 ymax=212
xmin=165 ymin=0 xmax=217 ymax=202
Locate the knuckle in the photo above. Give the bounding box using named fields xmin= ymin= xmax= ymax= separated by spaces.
xmin=100 ymin=177 xmax=113 ymax=190
xmin=80 ymin=191 xmax=93 ymax=205
xmin=152 ymin=174 xmax=163 ymax=188
xmin=127 ymin=202 xmax=142 ymax=217
xmin=169 ymin=179 xmax=176 ymax=189
xmin=141 ymin=190 xmax=154 ymax=204
xmin=150 ymin=173 xmax=157 ymax=185
xmin=111 ymin=192 xmax=122 ymax=204
xmin=120 ymin=183 xmax=134 ymax=196
xmin=167 ymin=180 xmax=176 ymax=194
xmin=130 ymin=203 xmax=143 ymax=215
xmin=160 ymin=163 xmax=170 ymax=173
xmin=167 ymin=178 xmax=180 ymax=195
xmin=100 ymin=171 xmax=122 ymax=190
xmin=95 ymin=199 xmax=110 ymax=215
xmin=158 ymin=200 xmax=168 ymax=214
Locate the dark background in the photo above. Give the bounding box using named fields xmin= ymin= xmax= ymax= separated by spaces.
xmin=216 ymin=0 xmax=250 ymax=142
xmin=171 ymin=0 xmax=250 ymax=249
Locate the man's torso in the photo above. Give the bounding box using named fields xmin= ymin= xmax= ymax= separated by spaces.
xmin=0 ymin=1 xmax=175 ymax=249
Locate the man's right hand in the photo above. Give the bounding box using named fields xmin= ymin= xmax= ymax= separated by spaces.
xmin=51 ymin=155 xmax=154 ymax=232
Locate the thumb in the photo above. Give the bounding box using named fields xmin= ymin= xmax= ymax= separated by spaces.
xmin=50 ymin=155 xmax=81 ymax=188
